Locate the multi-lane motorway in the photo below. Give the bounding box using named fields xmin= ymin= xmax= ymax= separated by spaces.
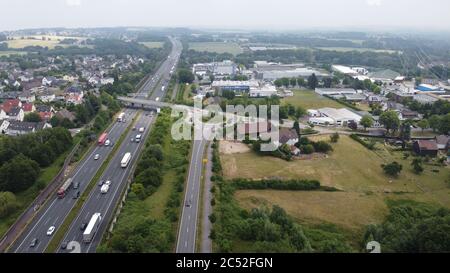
xmin=10 ymin=111 xmax=133 ymax=253
xmin=9 ymin=36 xmax=182 ymax=253
xmin=176 ymin=139 xmax=208 ymax=253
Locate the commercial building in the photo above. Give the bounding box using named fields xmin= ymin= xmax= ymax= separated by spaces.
xmin=212 ymin=80 xmax=259 ymax=92
xmin=254 ymin=61 xmax=329 ymax=80
xmin=308 ymin=107 xmax=362 ymax=127
xmin=249 ymin=84 xmax=278 ymax=97
xmin=315 ymin=88 xmax=357 ymax=96
xmin=193 ymin=60 xmax=237 ymax=76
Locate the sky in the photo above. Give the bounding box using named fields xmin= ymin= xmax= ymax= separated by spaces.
xmin=1 ymin=0 xmax=450 ymax=32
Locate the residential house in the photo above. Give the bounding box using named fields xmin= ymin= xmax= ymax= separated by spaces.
xmin=100 ymin=77 xmax=115 ymax=85
xmin=42 ymin=76 xmax=57 ymax=86
xmin=6 ymin=107 xmax=24 ymax=121
xmin=435 ymin=135 xmax=449 ymax=151
xmin=400 ymin=110 xmax=420 ymax=121
xmin=413 ymin=140 xmax=438 ymax=157
xmin=277 ymin=128 xmax=299 ymax=146
xmin=21 ymin=103 xmax=36 ymax=113
xmin=18 ymin=91 xmax=36 ymax=103
xmin=55 ymin=109 xmax=76 ymax=122
xmin=5 ymin=120 xmax=51 ymax=136
xmin=37 ymin=90 xmax=56 ymax=102
xmin=65 ymin=85 xmax=84 ymax=105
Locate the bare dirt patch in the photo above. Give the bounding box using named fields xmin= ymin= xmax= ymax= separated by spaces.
xmin=219 ymin=141 xmax=251 ymax=154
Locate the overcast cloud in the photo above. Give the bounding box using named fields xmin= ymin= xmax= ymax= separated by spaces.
xmin=1 ymin=0 xmax=450 ymax=31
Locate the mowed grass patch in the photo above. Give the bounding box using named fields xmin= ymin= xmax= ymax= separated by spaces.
xmin=235 ymin=190 xmax=388 ymax=231
xmin=188 ymin=42 xmax=243 ymax=55
xmin=220 ymin=136 xmax=449 ymax=196
xmin=140 ymin=42 xmax=164 ymax=49
xmin=316 ymin=47 xmax=398 ymax=54
xmin=0 ymin=51 xmax=27 ymax=57
xmin=283 ymin=89 xmax=343 ymax=109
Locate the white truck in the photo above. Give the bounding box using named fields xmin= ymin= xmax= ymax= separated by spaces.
xmin=117 ymin=112 xmax=125 ymax=122
xmin=83 ymin=213 xmax=102 ymax=243
xmin=121 ymin=152 xmax=131 ymax=168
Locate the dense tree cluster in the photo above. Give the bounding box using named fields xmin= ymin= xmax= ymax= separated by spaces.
xmin=363 ymin=200 xmax=450 ymax=252
xmin=0 ymin=127 xmax=72 ymax=193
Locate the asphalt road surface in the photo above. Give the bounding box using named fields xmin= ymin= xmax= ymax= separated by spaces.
xmin=9 ymin=37 xmax=182 ymax=253
xmin=58 ymin=112 xmax=154 ymax=253
xmin=10 ymin=109 xmax=135 ymax=253
xmin=176 ymin=139 xmax=207 ymax=253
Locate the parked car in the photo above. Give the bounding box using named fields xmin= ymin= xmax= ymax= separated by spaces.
xmin=47 ymin=226 xmax=55 ymax=236
xmin=30 ymin=238 xmax=39 ymax=248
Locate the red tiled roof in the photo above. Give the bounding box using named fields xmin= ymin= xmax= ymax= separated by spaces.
xmin=39 ymin=112 xmax=53 ymax=121
xmin=416 ymin=140 xmax=438 ymax=151
xmin=22 ymin=103 xmax=34 ymax=112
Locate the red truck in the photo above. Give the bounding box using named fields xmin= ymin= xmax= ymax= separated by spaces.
xmin=98 ymin=132 xmax=108 ymax=146
xmin=57 ymin=178 xmax=73 ymax=199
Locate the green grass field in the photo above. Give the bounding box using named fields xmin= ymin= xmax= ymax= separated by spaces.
xmin=140 ymin=42 xmax=164 ymax=49
xmin=6 ymin=36 xmax=87 ymax=49
xmin=316 ymin=47 xmax=397 ymax=54
xmin=0 ymin=51 xmax=27 ymax=57
xmin=221 ymin=135 xmax=450 ymax=236
xmin=283 ymin=89 xmax=343 ymax=109
xmin=188 ymin=42 xmax=243 ymax=55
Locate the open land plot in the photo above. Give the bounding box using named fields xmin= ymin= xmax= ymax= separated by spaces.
xmin=188 ymin=42 xmax=243 ymax=55
xmin=283 ymin=89 xmax=343 ymax=109
xmin=140 ymin=42 xmax=164 ymax=49
xmin=6 ymin=36 xmax=88 ymax=49
xmin=0 ymin=51 xmax=27 ymax=57
xmin=223 ymin=135 xmax=449 ymax=242
xmin=316 ymin=47 xmax=398 ymax=54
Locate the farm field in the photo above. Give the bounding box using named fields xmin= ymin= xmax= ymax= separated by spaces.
xmin=0 ymin=51 xmax=27 ymax=57
xmin=316 ymin=47 xmax=398 ymax=54
xmin=140 ymin=41 xmax=164 ymax=49
xmin=282 ymin=89 xmax=344 ymax=109
xmin=188 ymin=42 xmax=243 ymax=55
xmin=221 ymin=135 xmax=450 ymax=235
xmin=6 ymin=36 xmax=87 ymax=49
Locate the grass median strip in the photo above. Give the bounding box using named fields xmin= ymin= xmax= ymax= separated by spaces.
xmin=45 ymin=111 xmax=141 ymax=253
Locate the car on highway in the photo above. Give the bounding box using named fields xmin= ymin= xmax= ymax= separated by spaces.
xmin=105 ymin=180 xmax=111 ymax=186
xmin=73 ymin=181 xmax=80 ymax=189
xmin=101 ymin=184 xmax=110 ymax=194
xmin=80 ymin=222 xmax=87 ymax=231
xmin=131 ymin=137 xmax=134 ymax=142
xmin=139 ymin=127 xmax=145 ymax=132
xmin=98 ymin=180 xmax=104 ymax=186
xmin=73 ymin=190 xmax=80 ymax=199
xmin=60 ymin=241 xmax=68 ymax=250
xmin=105 ymin=139 xmax=111 ymax=146
xmin=135 ymin=134 xmax=141 ymax=143
xmin=30 ymin=238 xmax=39 ymax=248
xmin=94 ymin=154 xmax=100 ymax=160
xmin=47 ymin=226 xmax=55 ymax=236
xmin=132 ymin=126 xmax=136 ymax=131
xmin=185 ymin=200 xmax=192 ymax=208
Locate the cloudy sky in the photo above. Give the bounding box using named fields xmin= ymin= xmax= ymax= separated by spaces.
xmin=1 ymin=0 xmax=450 ymax=31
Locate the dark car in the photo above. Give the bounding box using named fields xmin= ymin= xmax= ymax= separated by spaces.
xmin=61 ymin=241 xmax=68 ymax=250
xmin=73 ymin=182 xmax=80 ymax=189
xmin=30 ymin=238 xmax=38 ymax=248
xmin=80 ymin=222 xmax=88 ymax=231
xmin=98 ymin=180 xmax=104 ymax=187
xmin=73 ymin=191 xmax=80 ymax=199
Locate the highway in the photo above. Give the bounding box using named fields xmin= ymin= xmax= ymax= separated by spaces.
xmin=57 ymin=37 xmax=183 ymax=253
xmin=10 ymin=110 xmax=135 ymax=253
xmin=8 ymin=36 xmax=182 ymax=253
xmin=176 ymin=139 xmax=208 ymax=253
xmin=58 ymin=112 xmax=154 ymax=253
